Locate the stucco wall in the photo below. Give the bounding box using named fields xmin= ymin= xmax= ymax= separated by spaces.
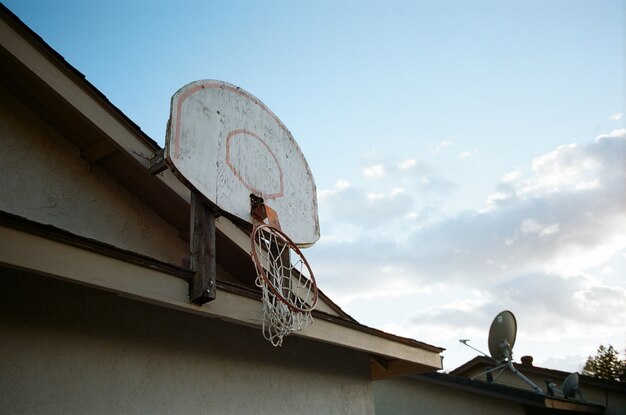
xmin=0 ymin=269 xmax=374 ymax=414
xmin=373 ymin=377 xmax=524 ymax=415
xmin=0 ymin=84 xmax=188 ymax=265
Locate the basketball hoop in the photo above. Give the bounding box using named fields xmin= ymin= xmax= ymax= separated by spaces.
xmin=166 ymin=80 xmax=320 ymax=339
xmin=251 ymin=223 xmax=318 ymax=346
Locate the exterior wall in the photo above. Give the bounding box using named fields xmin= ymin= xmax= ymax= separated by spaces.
xmin=604 ymin=391 xmax=626 ymax=415
xmin=0 ymin=83 xmax=188 ymax=265
xmin=0 ymin=269 xmax=375 ymax=415
xmin=373 ymin=378 xmax=524 ymax=415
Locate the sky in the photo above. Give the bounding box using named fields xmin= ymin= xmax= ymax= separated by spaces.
xmin=5 ymin=0 xmax=625 ymax=373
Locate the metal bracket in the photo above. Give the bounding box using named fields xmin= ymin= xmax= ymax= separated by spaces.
xmin=250 ymin=194 xmax=281 ymax=230
xmin=149 ymin=150 xmax=167 ymax=175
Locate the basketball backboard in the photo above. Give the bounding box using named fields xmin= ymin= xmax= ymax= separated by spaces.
xmin=165 ymin=80 xmax=319 ymax=247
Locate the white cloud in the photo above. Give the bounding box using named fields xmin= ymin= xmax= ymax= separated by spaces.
xmin=574 ymin=180 xmax=599 ymax=190
xmin=335 ymin=179 xmax=351 ymax=190
xmin=310 ymin=131 xmax=626 ymax=372
xmin=501 ymin=170 xmax=522 ymax=183
xmin=543 ymin=234 xmax=626 ymax=277
xmin=366 ymin=192 xmax=386 ymax=201
xmin=398 ymin=159 xmax=417 ymax=170
xmin=484 ymin=191 xmax=511 ymax=208
xmin=608 ymin=113 xmax=623 ymax=121
xmin=366 ymin=188 xmax=405 ymax=202
xmin=513 ymin=144 xmax=603 ymax=196
xmin=362 ymin=164 xmax=385 ymax=178
xmin=600 ymin=266 xmax=614 ymax=275
xmin=317 ymin=188 xmax=335 ymax=201
xmin=405 ymin=212 xmax=418 ymax=220
xmin=431 ymin=140 xmax=452 ymax=154
xmin=457 ymin=151 xmax=473 ymax=160
xmin=595 ymin=128 xmax=626 ymax=141
xmin=318 ymin=179 xmax=352 ymax=201
xmin=520 ymin=218 xmax=560 ymax=238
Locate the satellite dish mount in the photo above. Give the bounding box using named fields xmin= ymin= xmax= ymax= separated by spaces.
xmin=469 ymin=311 xmax=544 ymax=394
xmin=461 ymin=311 xmax=587 ymax=400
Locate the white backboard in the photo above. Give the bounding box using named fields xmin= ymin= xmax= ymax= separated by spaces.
xmin=166 ymin=80 xmax=319 ymax=246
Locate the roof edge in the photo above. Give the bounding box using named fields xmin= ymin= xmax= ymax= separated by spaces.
xmin=0 ymin=3 xmax=161 ymax=151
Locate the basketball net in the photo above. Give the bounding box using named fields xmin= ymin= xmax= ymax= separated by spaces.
xmin=250 ymin=196 xmax=318 ymax=346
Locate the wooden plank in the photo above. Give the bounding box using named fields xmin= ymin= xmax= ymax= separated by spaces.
xmin=148 ymin=149 xmax=167 ymax=175
xmin=0 ymin=223 xmax=442 ymax=371
xmin=189 ymin=191 xmax=216 ymax=304
xmin=370 ymin=358 xmax=435 ymax=380
xmin=80 ymin=139 xmax=116 ymax=163
xmin=0 ymin=210 xmax=192 ymax=281
xmin=300 ymin=315 xmax=444 ymax=370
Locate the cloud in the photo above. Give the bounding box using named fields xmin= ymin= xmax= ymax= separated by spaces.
xmin=500 ymin=170 xmax=522 ymax=183
xmin=490 ymin=134 xmax=625 ymax=203
xmin=323 ymin=131 xmax=625 ymax=262
xmin=496 ymin=275 xmax=626 ymax=339
xmin=519 ymin=218 xmax=560 ymax=238
xmin=372 ymin=272 xmax=626 ymax=371
xmin=335 ymin=179 xmax=351 ymax=190
xmin=318 ymin=179 xmax=352 ymax=201
xmin=398 ymin=159 xmax=417 ymax=170
xmin=321 ymin=184 xmax=415 ymax=227
xmin=310 ymin=131 xmax=626 ymax=360
xmin=596 ymin=128 xmax=626 ymax=141
xmin=407 ymin=294 xmax=497 ymax=331
xmin=457 ymin=151 xmax=473 ymax=160
xmin=362 ymin=164 xmax=385 ymax=178
xmin=608 ymin=113 xmax=623 ymax=121
xmin=318 ymin=156 xmax=458 ymax=241
xmin=431 ymin=140 xmax=452 ymax=154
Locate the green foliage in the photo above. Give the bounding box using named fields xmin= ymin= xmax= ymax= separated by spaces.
xmin=582 ymin=345 xmax=626 ymax=382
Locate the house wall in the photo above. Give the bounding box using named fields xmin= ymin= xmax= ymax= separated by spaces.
xmin=373 ymin=378 xmax=524 ymax=415
xmin=0 ymin=269 xmax=375 ymax=415
xmin=0 ymin=83 xmax=188 ymax=266
xmin=603 ymin=391 xmax=626 ymax=415
xmin=0 ymin=81 xmax=377 ymax=414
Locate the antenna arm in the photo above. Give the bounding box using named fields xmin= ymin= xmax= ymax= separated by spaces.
xmin=508 ymin=361 xmax=544 ymax=395
xmin=458 ymin=339 xmax=491 ymax=358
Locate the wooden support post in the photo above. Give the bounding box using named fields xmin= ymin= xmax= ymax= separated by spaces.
xmin=149 ymin=149 xmax=167 ymax=175
xmin=189 ymin=191 xmax=217 ymax=304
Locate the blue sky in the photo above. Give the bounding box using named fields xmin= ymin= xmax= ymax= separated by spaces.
xmin=6 ymin=0 xmax=625 ymax=372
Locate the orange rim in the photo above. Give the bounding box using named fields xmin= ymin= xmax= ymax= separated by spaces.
xmin=251 ymin=223 xmax=318 ymax=313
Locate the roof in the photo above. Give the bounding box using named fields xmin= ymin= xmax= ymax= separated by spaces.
xmin=0 ymin=3 xmax=444 ymax=378
xmin=413 ymin=372 xmax=605 ymax=414
xmin=451 ymin=356 xmax=626 ymax=393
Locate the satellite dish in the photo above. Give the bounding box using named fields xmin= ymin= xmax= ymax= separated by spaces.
xmin=562 ymin=372 xmax=580 ymax=399
xmin=488 ymin=310 xmax=517 ymax=362
xmin=468 ymin=310 xmax=544 ymax=394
